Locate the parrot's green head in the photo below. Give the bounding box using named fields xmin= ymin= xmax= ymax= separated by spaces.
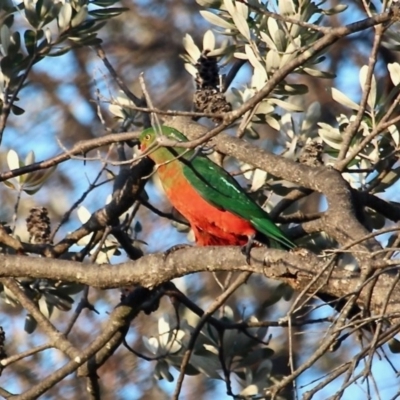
xmin=139 ymin=126 xmax=189 ymax=161
xmin=138 ymin=127 xmax=157 ymax=153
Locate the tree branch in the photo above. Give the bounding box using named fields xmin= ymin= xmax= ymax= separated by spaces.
xmin=14 ymin=287 xmax=152 ymax=400
xmin=0 ymin=248 xmax=398 ymax=318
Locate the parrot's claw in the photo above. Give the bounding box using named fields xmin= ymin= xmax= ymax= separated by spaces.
xmin=241 ymin=235 xmax=256 ymax=265
xmin=164 ymin=244 xmax=192 ymax=260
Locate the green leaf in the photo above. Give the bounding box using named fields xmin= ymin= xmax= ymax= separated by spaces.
xmin=267 ymin=15 xmax=279 ymax=42
xmin=48 ymin=1 xmax=63 ymax=22
xmin=266 ymin=49 xmax=280 ymax=71
xmin=0 ymin=56 xmax=13 ymax=80
xmin=58 ymin=2 xmax=72 ymax=31
xmin=255 ymin=101 xmax=274 ymax=115
xmin=6 ymin=149 xmax=20 ymax=170
xmin=91 ymin=0 xmax=121 ymax=7
xmin=388 ymin=63 xmax=400 ymax=86
xmin=302 ymin=67 xmax=335 ymax=79
xmin=236 ymin=348 xmax=274 ymax=369
xmin=321 ymin=4 xmax=348 ymax=15
xmin=269 ymin=98 xmax=303 ymax=112
xmin=71 ymin=5 xmax=88 ymax=27
xmin=38 ymin=0 xmax=56 ymax=19
xmin=301 ymin=101 xmax=321 ymax=134
xmin=48 ymin=46 xmax=72 ymax=57
xmin=278 ymin=83 xmax=309 ymax=95
xmin=265 ymin=115 xmax=280 ymax=131
xmin=22 ymin=164 xmax=57 ymax=195
xmin=279 ymin=0 xmax=295 ymax=15
xmin=189 ymin=354 xmax=222 ymax=379
xmin=240 ymin=384 xmax=258 ymax=397
xmin=57 ymin=283 xmax=85 ymax=295
xmin=8 ymin=31 xmax=21 ymax=57
xmin=183 ymin=33 xmax=201 ymax=64
xmin=3 ymin=15 xmax=14 ymax=29
xmin=154 ymin=360 xmax=174 ymax=381
xmin=68 ymin=35 xmax=102 ymax=46
xmin=3 ymin=180 xmax=17 ymax=190
xmin=330 ymin=87 xmax=360 ymax=111
xmin=24 ymin=29 xmax=36 ymax=55
xmin=75 ymin=19 xmax=96 ymax=30
xmin=134 ymin=221 xmax=142 ymax=233
xmin=35 ymin=0 xmax=44 ymax=17
xmin=11 ymin=105 xmax=25 ymax=115
xmin=245 ymin=44 xmax=264 ymax=76
xmin=388 ymin=338 xmax=400 ymax=354
xmin=196 ymin=0 xmax=222 ymax=7
xmin=0 ymin=25 xmax=10 ymax=55
xmin=200 ymin=10 xmax=233 ymax=29
xmin=225 ymin=0 xmax=250 ymax=40
xmin=24 ymin=0 xmax=39 ymax=27
xmin=203 ymin=29 xmax=215 ymax=52
xmin=42 ymin=27 xmax=51 ymax=44
xmin=39 ymin=296 xmax=53 ymax=318
xmin=88 ymin=7 xmax=129 ymax=19
xmin=318 ymin=122 xmax=342 ymax=150
xmin=259 ymin=31 xmax=275 ymax=51
xmin=274 ymin=29 xmax=286 ymax=53
xmin=25 ymin=313 xmax=38 ymax=334
xmin=44 ymin=291 xmax=74 ymax=311
xmin=371 ymin=167 xmax=400 ymax=194
xmin=359 ymin=65 xmax=376 ymax=110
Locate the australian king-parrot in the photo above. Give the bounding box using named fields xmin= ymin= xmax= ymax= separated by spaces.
xmin=139 ymin=126 xmax=295 ymax=256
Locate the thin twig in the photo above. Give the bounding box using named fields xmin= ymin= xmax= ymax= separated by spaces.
xmin=336 ymin=24 xmax=384 ymax=163
xmin=171 ymin=272 xmax=252 ymax=400
xmin=94 ymin=44 xmax=141 ymax=105
xmin=0 ymin=343 xmax=51 ymax=368
xmin=0 ymin=55 xmax=37 ymax=145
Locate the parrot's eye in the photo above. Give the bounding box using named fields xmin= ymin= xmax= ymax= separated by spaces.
xmin=145 ymin=134 xmax=151 ymax=141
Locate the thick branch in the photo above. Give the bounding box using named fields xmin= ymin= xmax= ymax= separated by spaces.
xmin=0 ymin=249 xmax=398 ymax=318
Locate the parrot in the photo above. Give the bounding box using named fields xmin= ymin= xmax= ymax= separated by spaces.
xmin=139 ymin=126 xmax=295 ymax=259
xmin=139 ymin=127 xmax=373 ymax=324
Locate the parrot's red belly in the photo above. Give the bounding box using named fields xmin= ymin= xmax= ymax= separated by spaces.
xmin=160 ymin=170 xmax=255 ymax=246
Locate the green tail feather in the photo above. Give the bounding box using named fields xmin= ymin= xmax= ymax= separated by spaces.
xmin=251 ymin=217 xmax=296 ymax=250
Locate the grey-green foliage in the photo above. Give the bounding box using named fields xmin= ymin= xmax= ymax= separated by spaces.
xmin=318 ymin=62 xmax=400 ymax=197
xmin=0 ymin=0 xmax=127 ymax=114
xmin=1 ymin=278 xmax=84 ymax=333
xmin=0 ymin=0 xmax=127 ymax=334
xmin=141 ymin=312 xmax=275 ymax=395
xmin=4 ymin=149 xmax=56 ymax=195
xmin=183 ymin=0 xmax=399 ymax=237
xmin=187 ymin=0 xmax=346 ymax=135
